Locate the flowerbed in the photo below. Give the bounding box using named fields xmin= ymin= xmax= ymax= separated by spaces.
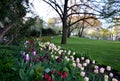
xmin=18 ymin=39 xmax=119 ymax=81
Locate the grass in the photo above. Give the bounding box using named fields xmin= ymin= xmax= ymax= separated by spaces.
xmin=51 ymin=36 xmax=120 ymax=74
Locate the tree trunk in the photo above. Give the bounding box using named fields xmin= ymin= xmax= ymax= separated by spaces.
xmin=67 ymin=27 xmax=71 ymax=38
xmin=78 ymin=26 xmax=84 ymax=37
xmin=0 ymin=23 xmax=14 ymax=40
xmin=78 ymin=29 xmax=81 ymax=37
xmin=61 ymin=0 xmax=68 ymax=44
xmin=61 ymin=26 xmax=68 ymax=44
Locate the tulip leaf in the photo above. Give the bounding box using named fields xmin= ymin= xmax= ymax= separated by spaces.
xmin=19 ymin=69 xmax=25 ymax=80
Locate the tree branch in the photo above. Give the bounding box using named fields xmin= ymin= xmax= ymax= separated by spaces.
xmin=43 ymin=0 xmax=63 ymax=19
xmin=0 ymin=23 xmax=15 ymax=39
xmin=69 ymin=16 xmax=97 ymax=27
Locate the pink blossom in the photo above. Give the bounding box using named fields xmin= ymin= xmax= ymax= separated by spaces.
xmin=94 ymin=65 xmax=99 ymax=69
xmin=77 ymin=63 xmax=82 ymax=68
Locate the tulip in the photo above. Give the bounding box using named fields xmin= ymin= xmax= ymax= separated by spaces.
xmin=94 ymin=69 xmax=98 ymax=74
xmin=81 ymin=57 xmax=85 ymax=60
xmin=94 ymin=65 xmax=99 ymax=69
xmin=109 ymin=73 xmax=113 ymax=77
xmin=76 ymin=58 xmax=80 ymax=63
xmin=85 ymin=59 xmax=90 ymax=64
xmin=112 ymin=78 xmax=118 ymax=81
xmin=80 ymin=67 xmax=84 ymax=70
xmin=92 ymin=60 xmax=95 ymax=64
xmin=66 ymin=58 xmax=70 ymax=61
xmin=106 ymin=66 xmax=111 ymax=71
xmin=25 ymin=54 xmax=30 ymax=61
xmin=77 ymin=63 xmax=82 ymax=68
xmin=83 ymin=63 xmax=87 ymax=67
xmin=55 ymin=56 xmax=58 ymax=59
xmin=51 ymin=70 xmax=55 ymax=74
xmin=84 ymin=77 xmax=89 ymax=81
xmin=73 ymin=52 xmax=75 ymax=55
xmin=61 ymin=72 xmax=67 ymax=78
xmin=68 ymin=50 xmax=71 ymax=55
xmin=104 ymin=75 xmax=108 ymax=81
xmin=72 ymin=62 xmax=76 ymax=67
xmin=80 ymin=71 xmax=85 ymax=77
xmin=100 ymin=67 xmax=105 ymax=73
xmin=32 ymin=51 xmax=36 ymax=56
xmin=57 ymin=57 xmax=62 ymax=63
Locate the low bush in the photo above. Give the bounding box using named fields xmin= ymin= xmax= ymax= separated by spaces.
xmin=0 ymin=45 xmax=19 ymax=81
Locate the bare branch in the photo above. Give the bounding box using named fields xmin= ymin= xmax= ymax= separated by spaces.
xmin=43 ymin=0 xmax=63 ymax=19
xmin=69 ymin=16 xmax=97 ymax=27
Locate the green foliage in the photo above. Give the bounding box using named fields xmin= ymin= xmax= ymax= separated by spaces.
xmin=0 ymin=0 xmax=29 ymax=23
xmin=30 ymin=30 xmax=40 ymax=37
xmin=0 ymin=45 xmax=19 ymax=81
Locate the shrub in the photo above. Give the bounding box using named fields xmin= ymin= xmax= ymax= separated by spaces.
xmin=42 ymin=28 xmax=56 ymax=36
xmin=0 ymin=45 xmax=19 ymax=81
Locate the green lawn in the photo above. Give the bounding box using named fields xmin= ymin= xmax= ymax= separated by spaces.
xmin=51 ymin=36 xmax=120 ymax=74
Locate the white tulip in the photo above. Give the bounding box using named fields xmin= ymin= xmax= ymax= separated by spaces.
xmin=85 ymin=59 xmax=90 ymax=64
xmin=83 ymin=63 xmax=87 ymax=67
xmin=80 ymin=71 xmax=85 ymax=77
xmin=100 ymin=67 xmax=105 ymax=73
xmin=84 ymin=77 xmax=89 ymax=81
xmin=109 ymin=73 xmax=113 ymax=77
xmin=81 ymin=57 xmax=85 ymax=60
xmin=76 ymin=58 xmax=80 ymax=63
xmin=112 ymin=78 xmax=118 ymax=81
xmin=106 ymin=66 xmax=111 ymax=71
xmin=72 ymin=62 xmax=76 ymax=67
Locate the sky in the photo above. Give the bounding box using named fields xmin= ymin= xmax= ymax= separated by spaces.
xmin=26 ymin=0 xmax=58 ymax=22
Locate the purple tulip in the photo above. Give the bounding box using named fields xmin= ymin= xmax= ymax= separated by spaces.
xmin=25 ymin=54 xmax=30 ymax=61
xmin=32 ymin=51 xmax=36 ymax=56
xmin=57 ymin=57 xmax=62 ymax=63
xmin=44 ymin=53 xmax=49 ymax=58
xmin=40 ymin=56 xmax=44 ymax=62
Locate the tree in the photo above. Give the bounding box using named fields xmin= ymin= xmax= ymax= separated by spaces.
xmin=48 ymin=18 xmax=56 ymax=27
xmin=67 ymin=15 xmax=101 ymax=37
xmin=100 ymin=29 xmax=112 ymax=39
xmin=0 ymin=0 xmax=30 ymax=42
xmin=43 ymin=0 xmax=120 ymax=44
